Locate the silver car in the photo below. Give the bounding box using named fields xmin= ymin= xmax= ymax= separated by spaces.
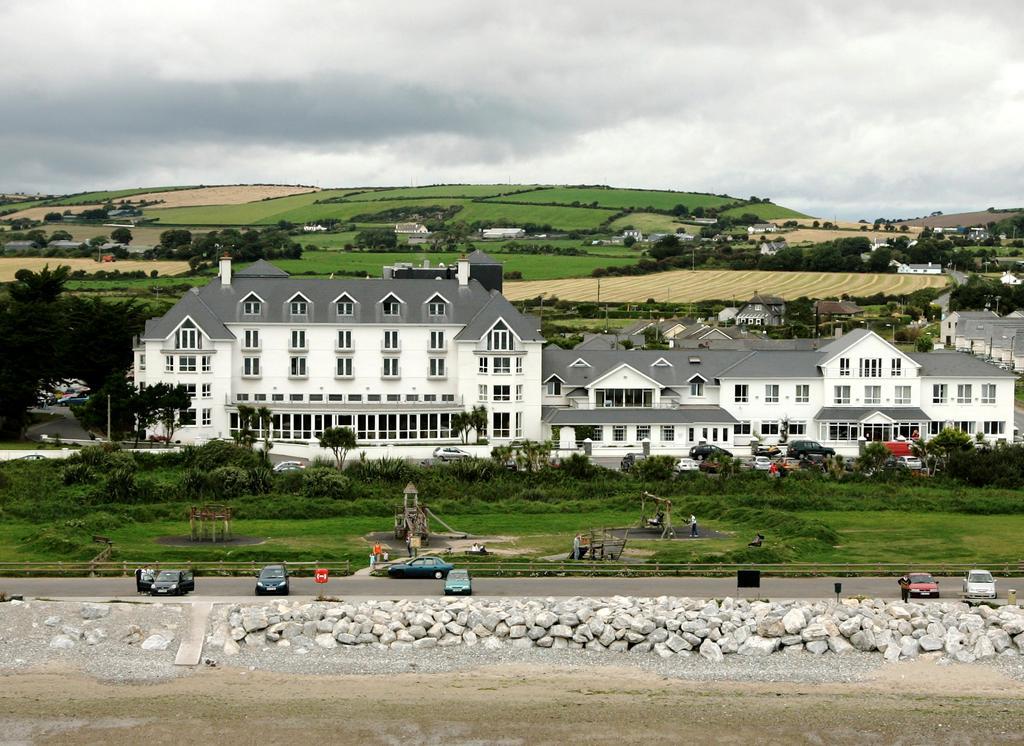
xmin=962 ymin=569 xmax=996 ymax=601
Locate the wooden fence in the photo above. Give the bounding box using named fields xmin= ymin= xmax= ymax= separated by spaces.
xmin=0 ymin=560 xmax=351 ymax=578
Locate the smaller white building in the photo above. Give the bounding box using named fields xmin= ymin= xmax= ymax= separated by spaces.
xmin=747 ymin=223 xmax=778 ymax=235
xmin=622 ymin=229 xmax=643 ymax=241
xmin=395 ymin=223 xmax=429 ymax=234
xmin=303 ymin=224 xmax=328 ymax=233
xmin=1000 ymin=271 xmax=1022 ymax=286
xmin=481 ymin=228 xmax=525 ymax=239
xmin=897 ymin=262 xmax=943 ymax=275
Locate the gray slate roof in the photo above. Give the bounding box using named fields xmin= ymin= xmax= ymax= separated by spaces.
xmin=717 ymin=351 xmax=826 ymax=378
xmin=143 ymin=261 xmax=543 ymax=343
xmin=814 ymin=407 xmax=929 ymax=421
xmin=545 ymin=406 xmax=737 ymax=425
xmin=466 ymin=249 xmax=498 ymax=264
xmin=907 ymin=351 xmax=1016 ymax=378
xmin=543 ymin=349 xmax=754 ymax=387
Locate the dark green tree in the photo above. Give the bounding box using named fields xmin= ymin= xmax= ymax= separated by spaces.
xmin=319 ymin=426 xmax=357 ymax=469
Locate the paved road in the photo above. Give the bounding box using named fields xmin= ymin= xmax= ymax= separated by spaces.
xmin=26 ymin=406 xmax=92 ymax=441
xmin=0 ymin=575 xmax=1011 ymax=603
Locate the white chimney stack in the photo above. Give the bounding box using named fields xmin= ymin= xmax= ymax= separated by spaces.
xmin=457 ymin=256 xmax=470 ymax=286
xmin=219 ymin=254 xmax=232 ymax=286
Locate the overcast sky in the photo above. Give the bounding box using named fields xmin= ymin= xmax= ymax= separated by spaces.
xmin=2 ymin=1 xmax=1022 ymax=219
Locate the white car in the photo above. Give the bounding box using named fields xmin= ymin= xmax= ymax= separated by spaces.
xmin=272 ymin=460 xmax=306 ymax=473
xmin=432 ymin=446 xmax=471 ymax=462
xmin=749 ymin=456 xmax=773 ymax=471
xmin=962 ymin=569 xmax=996 ymax=601
xmin=896 ymin=455 xmax=923 ymax=470
xmin=674 ymin=457 xmax=699 ymax=472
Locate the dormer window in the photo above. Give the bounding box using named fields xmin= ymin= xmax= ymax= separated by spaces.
xmin=568 ymin=358 xmax=591 ymax=368
xmin=381 ymin=294 xmax=402 ymax=316
xmin=488 ymin=322 xmax=512 ymax=351
xmin=652 ymin=357 xmax=672 ymax=368
xmin=175 ymin=320 xmax=200 ymax=350
xmin=242 ymin=295 xmax=262 ymax=315
xmin=290 ymin=298 xmax=309 ymax=316
xmin=427 ymin=295 xmax=447 ymax=317
xmin=336 ymin=294 xmax=355 ymax=316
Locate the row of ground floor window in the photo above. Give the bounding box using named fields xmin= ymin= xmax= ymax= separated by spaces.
xmin=224 ymin=410 xmax=525 ymax=441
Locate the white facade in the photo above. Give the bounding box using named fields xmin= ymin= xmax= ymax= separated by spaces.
xmin=481 ymin=228 xmax=525 ymax=239
xmin=897 ymin=262 xmax=943 ymax=274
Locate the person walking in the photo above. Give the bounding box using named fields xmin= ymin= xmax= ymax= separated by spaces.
xmin=898 ymin=573 xmax=911 ymax=602
xmin=406 ymin=535 xmax=413 ymax=558
xmin=372 ymin=540 xmax=382 ymax=565
xmin=572 ymin=533 xmax=581 ymax=560
xmin=689 ymin=514 xmax=698 ymax=538
xmin=369 ymin=552 xmax=376 ymax=572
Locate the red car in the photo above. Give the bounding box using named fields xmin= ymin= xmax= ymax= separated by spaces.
xmin=907 ymin=572 xmax=939 ymax=598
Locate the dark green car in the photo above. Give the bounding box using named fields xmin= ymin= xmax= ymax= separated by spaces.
xmin=443 ymin=568 xmax=472 ymax=595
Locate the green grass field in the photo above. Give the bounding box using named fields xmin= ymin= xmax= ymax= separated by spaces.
xmin=343 ymin=184 xmax=544 ymax=201
xmin=609 ymin=212 xmax=688 ymax=233
xmin=496 ymin=187 xmax=741 ymax=212
xmin=143 ymin=188 xmax=354 ymax=225
xmin=453 ymin=201 xmax=616 ymax=229
xmin=720 ymin=202 xmax=811 ymax=220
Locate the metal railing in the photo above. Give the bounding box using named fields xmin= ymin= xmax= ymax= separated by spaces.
xmin=0 ymin=560 xmax=351 ymax=578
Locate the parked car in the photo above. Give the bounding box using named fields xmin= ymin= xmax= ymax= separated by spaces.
xmin=674 ymin=457 xmax=699 ymax=473
xmin=620 ymin=452 xmax=645 ymax=471
xmin=786 ymin=440 xmax=835 ymax=459
xmin=746 ymin=455 xmax=773 ymax=471
xmin=895 ymin=455 xmax=923 ymax=470
xmin=387 ymin=556 xmax=454 ymax=579
xmin=255 ymin=564 xmax=290 ymax=595
xmin=962 ymin=569 xmax=996 ymax=601
xmin=58 ymin=396 xmax=89 ymax=406
xmin=443 ymin=568 xmax=473 ymax=596
xmin=272 ymin=460 xmax=305 ymax=473
xmin=689 ymin=444 xmax=732 ymax=462
xmin=149 ymin=569 xmax=195 ymax=596
xmin=907 ymin=572 xmax=939 ymax=599
xmin=752 ymin=444 xmax=782 ymax=458
xmin=432 ymin=446 xmax=471 ymax=462
xmin=17 ymin=454 xmax=46 ymax=461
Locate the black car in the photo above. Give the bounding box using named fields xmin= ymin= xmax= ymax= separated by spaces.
xmin=149 ymin=569 xmax=195 ymax=596
xmin=786 ymin=440 xmax=836 ymax=459
xmin=255 ymin=564 xmax=290 ymax=595
xmin=689 ymin=444 xmax=733 ymax=461
xmin=620 ymin=452 xmax=645 ymax=471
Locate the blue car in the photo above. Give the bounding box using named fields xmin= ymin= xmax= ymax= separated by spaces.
xmin=387 ymin=555 xmax=454 ymax=579
xmin=444 ymin=569 xmax=472 ymax=595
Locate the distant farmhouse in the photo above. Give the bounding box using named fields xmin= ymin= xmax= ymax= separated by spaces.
xmin=759 ymin=239 xmax=788 ymax=256
xmin=395 ymin=223 xmax=429 ymax=235
xmin=735 ymin=294 xmax=786 ymax=327
xmin=895 ymin=262 xmax=943 ymax=275
xmin=747 ymin=223 xmax=778 ymax=235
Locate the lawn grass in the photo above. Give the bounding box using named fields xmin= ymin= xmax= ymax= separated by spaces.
xmin=496 ymin=187 xmax=741 ymax=212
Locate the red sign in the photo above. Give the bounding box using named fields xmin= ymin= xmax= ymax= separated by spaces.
xmin=314 ymin=568 xmax=329 ymax=584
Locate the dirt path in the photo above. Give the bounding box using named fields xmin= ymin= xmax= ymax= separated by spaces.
xmin=1 ymin=660 xmax=1021 ymax=744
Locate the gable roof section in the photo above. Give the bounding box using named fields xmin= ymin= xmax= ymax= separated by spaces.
xmin=454 ymin=292 xmax=544 ymax=343
xmin=235 ymin=260 xmax=290 ymax=278
xmin=142 ymin=288 xmax=234 ymax=341
xmin=586 ymin=362 xmax=663 ymax=390
xmin=467 ymin=249 xmax=499 ymax=264
xmin=543 ymin=349 xmax=754 ymax=388
xmin=815 ymin=329 xmax=918 ymax=370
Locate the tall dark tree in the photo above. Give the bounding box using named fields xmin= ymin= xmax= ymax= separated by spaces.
xmin=60 ymin=297 xmax=148 ymax=390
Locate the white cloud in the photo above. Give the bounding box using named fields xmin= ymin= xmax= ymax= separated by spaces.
xmin=1 ymin=0 xmax=1022 ymax=218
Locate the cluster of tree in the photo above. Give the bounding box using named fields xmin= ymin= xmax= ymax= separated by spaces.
xmin=0 ymin=266 xmax=153 ymax=436
xmin=151 ymin=227 xmax=302 ymax=265
xmin=950 ymin=276 xmax=1024 ymax=315
xmin=501 ymin=243 xmax=585 ymax=256
xmin=77 ymin=376 xmax=193 ymax=443
xmin=350 ymin=204 xmax=462 ymax=228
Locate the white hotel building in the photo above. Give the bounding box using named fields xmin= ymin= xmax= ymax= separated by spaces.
xmin=136 ymin=255 xmax=1015 ymax=456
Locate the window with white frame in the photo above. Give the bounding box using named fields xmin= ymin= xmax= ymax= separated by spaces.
xmin=242 ymin=296 xmax=262 ymax=315
xmin=932 ymin=384 xmax=947 ymax=404
xmin=492 ymin=412 xmax=510 ymax=438
xmin=734 ymin=384 xmax=748 ymax=403
xmin=201 ymin=408 xmax=211 ymax=426
xmin=243 ymin=329 xmax=260 ymax=349
xmin=636 ymin=425 xmax=651 ymax=441
xmin=336 ymin=357 xmax=353 ymax=377
xmin=761 ymin=421 xmax=780 ymax=436
xmin=289 ymin=329 xmax=306 ymax=350
xmin=834 ymin=385 xmax=850 ymax=405
xmin=928 ymin=420 xmax=943 ymax=435
xmin=690 ymin=379 xmax=705 ymax=397
xmin=289 ymin=298 xmax=308 ymax=316
xmin=789 ymin=420 xmax=807 ymax=436
xmin=825 ymin=422 xmax=860 ymax=441
xmin=859 ymin=358 xmax=882 ymax=377
xmin=180 ymin=408 xmax=197 ymax=426
xmin=383 ymin=330 xmax=399 ymax=350
xmin=478 ymin=384 xmax=488 ymax=402
xmin=175 ymin=321 xmax=200 ymax=350
xmin=895 ymin=385 xmax=911 ymax=405
xmin=661 ymin=425 xmax=675 ymax=441
xmin=139 ymin=354 xmax=146 ymax=371
xmin=515 ymin=412 xmax=523 ymax=438
xmin=429 ymin=357 xmax=446 ymax=377
xmin=515 ymin=384 xmax=523 ymax=401
xmin=488 ymin=323 xmax=512 ymax=351
xmin=201 ymin=355 xmax=211 ymax=373
xmin=243 ymin=357 xmax=260 ymax=376
xmin=839 ymin=357 xmax=850 ymax=376
xmin=493 ymin=357 xmax=511 ymax=374
xmin=478 ymin=357 xmax=488 ymax=373
xmin=178 ymin=355 xmax=197 ymax=372
xmin=336 ymin=296 xmax=355 ymax=316
xmin=183 ymin=384 xmax=196 ymax=399
xmin=381 ymin=295 xmax=401 ymax=316
xmin=165 ymin=355 xmax=174 ymax=373
xmin=382 ymin=358 xmax=399 ymax=378
xmin=590 ymin=427 xmax=603 ymax=442
xmin=289 ymin=356 xmax=307 ymax=377
xmin=427 ymin=297 xmax=447 ymax=316
xmin=891 ymin=358 xmax=902 ymax=377
xmin=201 ymin=383 xmax=212 ymax=399
xmin=764 ymin=384 xmax=779 ymax=403
xmin=951 ymin=420 xmax=973 ymax=433
xmin=546 ymin=379 xmax=561 ymax=395
xmin=337 ymin=329 xmax=352 ymax=350
xmin=956 ymin=384 xmax=972 ymax=404
xmin=612 ymin=425 xmax=626 ymax=442
xmin=981 ymin=383 xmax=996 ymax=404
xmin=429 ymin=331 xmax=445 ymax=350
xmin=983 ymin=420 xmax=1005 ymax=435
xmin=515 ymin=357 xmax=523 ymax=374
xmin=492 ymin=385 xmax=511 ymax=402
xmin=864 ymin=385 xmax=881 ymax=405
xmin=735 ymin=422 xmax=752 ymax=435
xmin=795 ymin=384 xmax=809 ymax=403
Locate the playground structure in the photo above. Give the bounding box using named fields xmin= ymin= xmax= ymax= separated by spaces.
xmin=578 ymin=527 xmax=628 ymax=560
xmin=639 ymin=491 xmax=675 ymax=538
xmin=189 ymin=504 xmax=233 ymax=542
xmin=393 ymin=483 xmax=466 ymax=546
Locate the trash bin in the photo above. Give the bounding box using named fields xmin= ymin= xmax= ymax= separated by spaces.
xmin=1009 ymin=589 xmax=1017 ymax=606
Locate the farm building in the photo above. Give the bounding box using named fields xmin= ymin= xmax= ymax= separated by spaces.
xmin=481 ymin=227 xmax=525 ymax=239
xmin=747 ymin=223 xmax=777 ymax=235
xmin=395 ymin=223 xmax=429 ymax=234
xmin=896 ymin=262 xmax=943 ymax=275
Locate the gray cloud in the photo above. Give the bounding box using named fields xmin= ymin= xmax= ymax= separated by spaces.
xmin=1 ymin=0 xmax=1023 ymax=219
